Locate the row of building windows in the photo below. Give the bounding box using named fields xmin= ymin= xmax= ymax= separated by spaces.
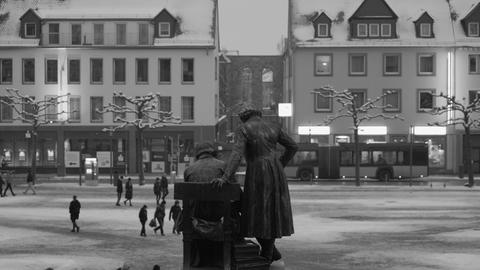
xmin=314 ymin=89 xmax=480 ymax=113
xmin=0 ymin=95 xmax=195 ymax=123
xmin=26 ymin=22 xmax=172 ymax=45
xmin=0 ymin=57 xmax=194 ymax=85
xmin=314 ymin=53 xmax=480 ymax=76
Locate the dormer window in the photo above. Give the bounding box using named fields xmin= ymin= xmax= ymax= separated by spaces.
xmin=317 ymin=24 xmax=329 ymax=37
xmin=159 ymin=22 xmax=170 ymax=37
xmin=312 ymin=12 xmax=332 ymax=38
xmin=24 ymin=23 xmax=36 ymax=37
xmin=358 ymin=24 xmax=367 ymax=37
xmin=468 ymin=22 xmax=479 ymax=37
xmin=369 ymin=24 xmax=379 ymax=37
xmin=420 ymin=23 xmax=431 ymax=37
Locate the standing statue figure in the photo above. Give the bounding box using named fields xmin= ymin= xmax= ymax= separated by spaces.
xmin=212 ymin=103 xmax=298 ymax=264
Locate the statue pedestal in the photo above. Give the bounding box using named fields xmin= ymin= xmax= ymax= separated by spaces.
xmin=271 ymin=260 xmax=286 ymax=269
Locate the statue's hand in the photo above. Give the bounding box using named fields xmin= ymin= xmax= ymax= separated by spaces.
xmin=211 ymin=178 xmax=226 ymax=190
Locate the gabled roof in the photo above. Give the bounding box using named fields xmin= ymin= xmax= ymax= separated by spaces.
xmin=292 ymin=0 xmax=454 ymax=47
xmin=153 ymin=8 xmax=177 ymax=22
xmin=460 ymin=2 xmax=480 ymax=23
xmin=414 ymin=12 xmax=434 ymax=24
xmin=349 ymin=0 xmax=398 ymax=21
xmin=312 ymin=12 xmax=332 ymax=24
xmin=19 ymin=8 xmax=41 ymax=21
xmin=0 ymin=0 xmax=216 ymax=46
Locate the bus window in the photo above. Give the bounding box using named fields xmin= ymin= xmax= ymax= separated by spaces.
xmin=340 ymin=151 xmax=353 ymax=165
xmin=291 ymin=151 xmax=317 ymax=165
xmin=361 ymin=151 xmax=370 ymax=164
xmin=397 ymin=151 xmax=405 ymax=164
xmin=373 ymin=151 xmax=396 ymax=164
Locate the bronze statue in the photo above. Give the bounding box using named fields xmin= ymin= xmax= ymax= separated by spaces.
xmin=212 ymin=103 xmax=298 ymax=263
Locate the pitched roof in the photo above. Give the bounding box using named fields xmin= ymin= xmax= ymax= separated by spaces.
xmin=349 ymin=0 xmax=398 ymax=20
xmin=292 ymin=0 xmax=454 ymax=47
xmin=0 ymin=0 xmax=215 ymax=46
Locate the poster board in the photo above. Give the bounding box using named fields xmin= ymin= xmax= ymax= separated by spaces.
xmin=65 ymin=151 xmax=80 ymax=168
xmin=97 ymin=151 xmax=111 ymax=168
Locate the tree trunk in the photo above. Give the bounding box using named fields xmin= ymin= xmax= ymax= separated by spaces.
xmin=31 ymin=129 xmax=38 ymax=185
xmin=136 ymin=128 xmax=145 ymax=185
xmin=354 ymin=127 xmax=360 ymax=187
xmin=465 ymin=126 xmax=474 ymax=187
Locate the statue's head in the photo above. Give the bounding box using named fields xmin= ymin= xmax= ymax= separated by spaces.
xmin=194 ymin=141 xmax=216 ymax=159
xmin=237 ymin=102 xmax=262 ymax=123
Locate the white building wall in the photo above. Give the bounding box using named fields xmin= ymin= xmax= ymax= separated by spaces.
xmin=0 ymin=47 xmax=218 ymax=126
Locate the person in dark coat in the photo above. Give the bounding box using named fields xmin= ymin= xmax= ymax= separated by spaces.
xmin=212 ymin=103 xmax=298 ymax=263
xmin=23 ymin=169 xmax=36 ymax=195
xmin=124 ymin=178 xmax=133 ymax=206
xmin=153 ymin=200 xmax=166 ymax=235
xmin=169 ymin=200 xmax=182 ymax=234
xmin=116 ymin=176 xmax=123 ymax=206
xmin=153 ymin=177 xmax=161 ymax=204
xmin=0 ymin=172 xmax=4 ymax=197
xmin=69 ymin=195 xmax=81 ymax=232
xmin=139 ymin=205 xmax=148 ymax=237
xmin=160 ymin=174 xmax=169 ymax=200
xmin=183 ymin=141 xmax=232 ymax=267
xmin=3 ymin=171 xmax=15 ymax=196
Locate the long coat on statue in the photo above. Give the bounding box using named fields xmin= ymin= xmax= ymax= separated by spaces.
xmin=222 ymin=116 xmax=298 ymax=239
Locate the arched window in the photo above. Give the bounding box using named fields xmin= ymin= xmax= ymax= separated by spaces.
xmin=262 ymin=68 xmax=274 ymax=110
xmin=240 ymin=67 xmax=252 ymax=103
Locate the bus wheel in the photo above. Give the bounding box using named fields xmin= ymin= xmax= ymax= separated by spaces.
xmin=377 ymin=170 xmax=391 ymax=182
xmin=299 ymin=170 xmax=313 ymax=181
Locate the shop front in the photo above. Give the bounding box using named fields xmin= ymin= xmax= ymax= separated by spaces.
xmin=0 ymin=130 xmax=58 ymax=173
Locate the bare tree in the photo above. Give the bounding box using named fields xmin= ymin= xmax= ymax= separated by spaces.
xmin=429 ymin=92 xmax=480 ymax=187
xmin=0 ymin=88 xmax=69 ymax=183
xmin=313 ymin=87 xmax=403 ymax=186
xmin=98 ymin=91 xmax=181 ymax=185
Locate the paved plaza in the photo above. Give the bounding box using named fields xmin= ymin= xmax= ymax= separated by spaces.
xmin=0 ymin=181 xmax=479 ymax=269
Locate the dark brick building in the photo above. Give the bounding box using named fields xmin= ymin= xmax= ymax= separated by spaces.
xmin=217 ymin=54 xmax=284 ymax=142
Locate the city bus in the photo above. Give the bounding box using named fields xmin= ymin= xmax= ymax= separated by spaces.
xmin=285 ymin=142 xmax=429 ymax=181
xmin=216 ymin=142 xmax=429 ymax=181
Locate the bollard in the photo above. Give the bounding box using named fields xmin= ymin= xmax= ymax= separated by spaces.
xmin=430 ymin=182 xmax=433 ymax=188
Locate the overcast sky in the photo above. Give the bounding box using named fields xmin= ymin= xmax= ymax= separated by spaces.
xmin=219 ymin=0 xmax=288 ymax=55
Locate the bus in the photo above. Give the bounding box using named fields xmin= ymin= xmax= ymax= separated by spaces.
xmin=216 ymin=142 xmax=429 ymax=181
xmin=285 ymin=142 xmax=429 ymax=181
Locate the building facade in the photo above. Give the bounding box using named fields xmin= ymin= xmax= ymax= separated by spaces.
xmin=0 ymin=0 xmax=220 ymax=176
xmin=286 ymin=0 xmax=480 ymax=174
xmin=217 ymin=54 xmax=283 ymax=142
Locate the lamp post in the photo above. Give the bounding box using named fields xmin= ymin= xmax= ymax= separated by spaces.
xmin=25 ymin=130 xmax=31 ymax=168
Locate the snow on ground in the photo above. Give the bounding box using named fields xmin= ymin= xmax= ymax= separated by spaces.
xmin=0 ymin=255 xmax=120 ymax=270
xmin=0 ymin=184 xmax=479 ymax=269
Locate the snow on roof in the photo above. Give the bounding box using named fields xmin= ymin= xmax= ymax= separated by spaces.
xmin=292 ymin=0 xmax=456 ymax=47
xmin=449 ymin=0 xmax=480 ymax=45
xmin=0 ymin=0 xmax=215 ymax=46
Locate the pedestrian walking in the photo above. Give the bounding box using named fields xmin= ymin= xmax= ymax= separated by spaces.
xmin=116 ymin=176 xmax=123 ymax=206
xmin=3 ymin=171 xmax=15 ymax=196
xmin=153 ymin=177 xmax=161 ymax=204
xmin=23 ymin=169 xmax=36 ymax=195
xmin=69 ymin=195 xmax=81 ymax=232
xmin=169 ymin=200 xmax=182 ymax=234
xmin=160 ymin=174 xmax=169 ymax=200
xmin=0 ymin=172 xmax=5 ymax=197
xmin=153 ymin=200 xmax=166 ymax=235
xmin=139 ymin=205 xmax=148 ymax=237
xmin=212 ymin=103 xmax=298 ymax=263
xmin=1 ymin=158 xmax=7 ymax=170
xmin=124 ymin=177 xmax=133 ymax=206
